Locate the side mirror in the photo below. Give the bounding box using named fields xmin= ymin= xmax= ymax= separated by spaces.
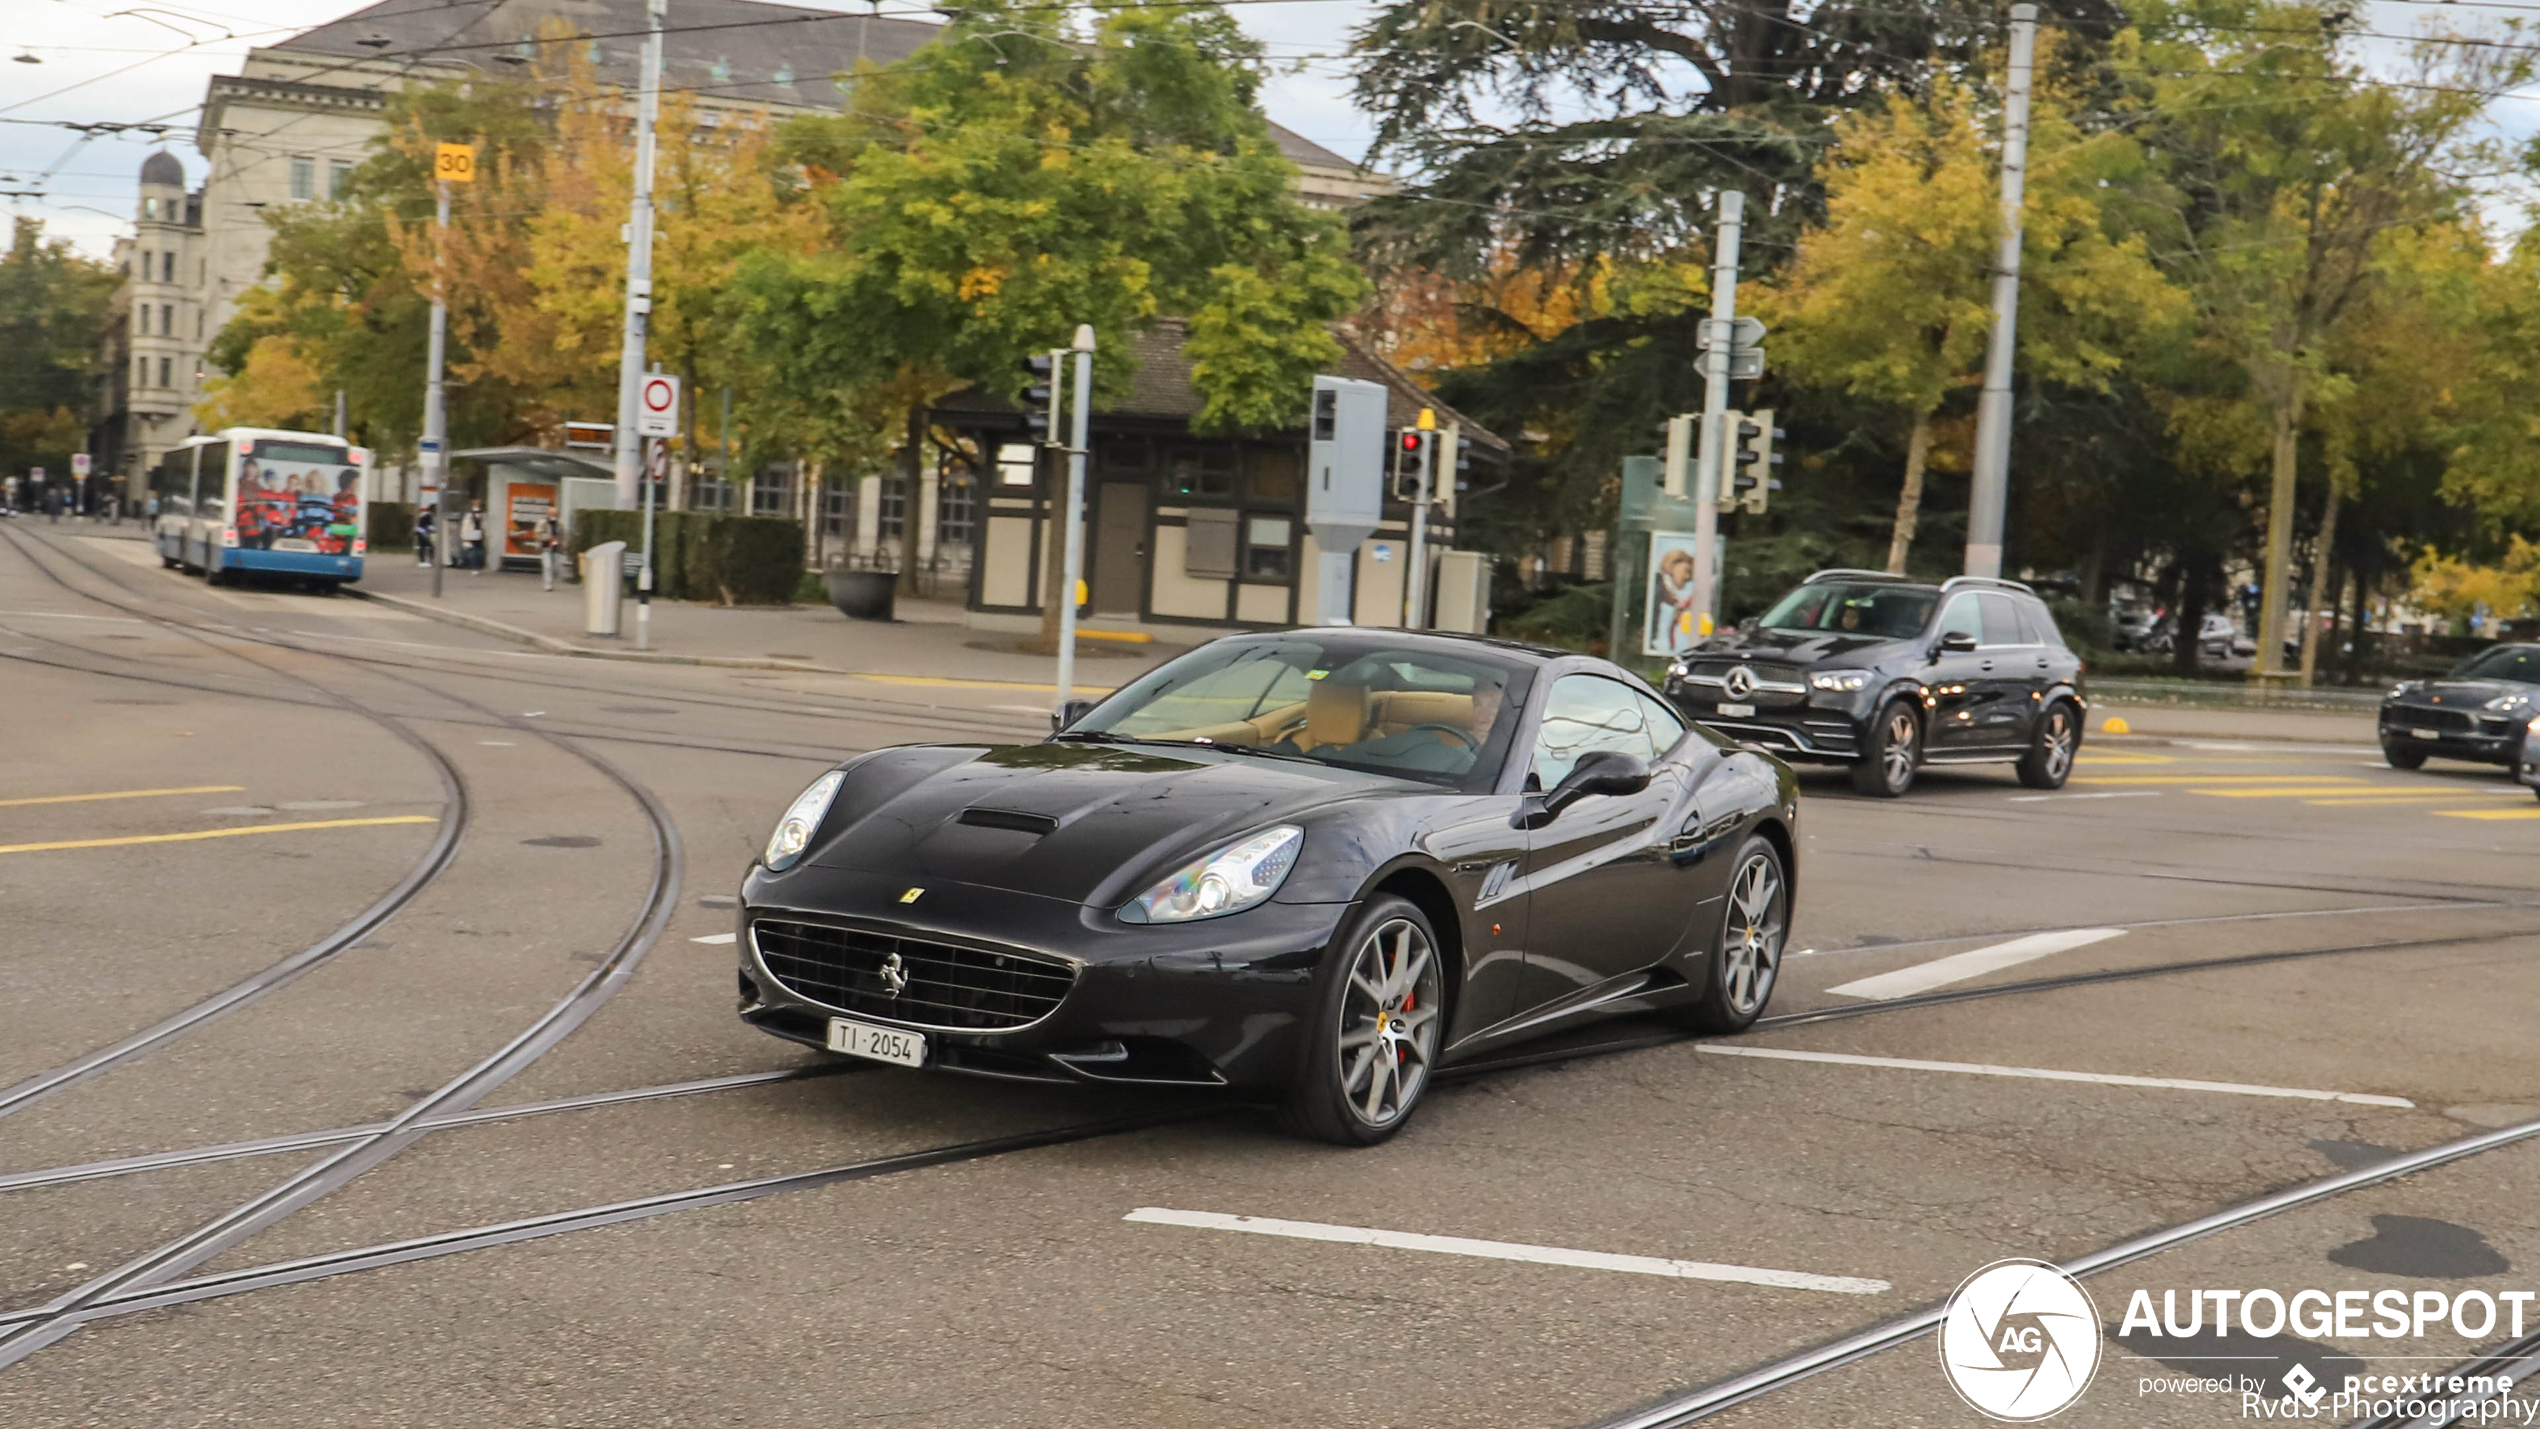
xmin=1521 ymin=750 xmax=1652 ymax=828
xmin=1051 ymin=698 xmax=1097 ymax=733
xmin=1935 ymin=631 xmax=1978 ymax=656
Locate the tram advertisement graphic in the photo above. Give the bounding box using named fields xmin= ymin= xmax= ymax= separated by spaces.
xmin=234 ymin=442 xmax=362 ymax=555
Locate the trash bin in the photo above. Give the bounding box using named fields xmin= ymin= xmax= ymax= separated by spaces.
xmin=583 ymin=540 xmax=624 ymax=637
xmin=825 ymin=568 xmax=895 ymax=621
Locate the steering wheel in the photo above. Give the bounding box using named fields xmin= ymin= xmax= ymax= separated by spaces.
xmin=1399 ymin=721 xmax=1480 ymax=751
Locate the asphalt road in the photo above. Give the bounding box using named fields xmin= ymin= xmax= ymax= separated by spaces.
xmin=3 ymin=524 xmax=2536 ymax=1429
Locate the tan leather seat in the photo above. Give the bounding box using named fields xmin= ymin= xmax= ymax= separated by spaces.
xmin=1369 ymin=691 xmax=1476 ymax=742
xmin=1298 ymin=680 xmax=1369 ymax=751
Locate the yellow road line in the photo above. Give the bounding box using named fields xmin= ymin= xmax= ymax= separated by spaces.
xmin=2306 ymin=793 xmax=2512 ymax=806
xmin=0 ymin=815 xmax=436 ymax=856
xmin=0 ymin=784 xmax=244 ymax=809
xmin=2189 ymin=787 xmax=2387 ymax=799
xmin=2077 ymin=775 xmax=2362 ymax=786
xmin=2435 ymin=807 xmax=2540 ymax=821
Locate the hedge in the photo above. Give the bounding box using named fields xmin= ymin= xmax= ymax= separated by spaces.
xmin=368 ymin=501 xmax=415 ymax=551
xmin=570 ymin=509 xmax=803 ymax=605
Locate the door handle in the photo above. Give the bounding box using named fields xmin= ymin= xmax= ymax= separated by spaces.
xmin=2036 ymin=657 xmax=2050 ymax=669
xmin=1979 ymin=659 xmax=1995 ymax=672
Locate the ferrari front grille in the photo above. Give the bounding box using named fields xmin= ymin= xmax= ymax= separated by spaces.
xmin=750 ymin=918 xmax=1075 ymax=1031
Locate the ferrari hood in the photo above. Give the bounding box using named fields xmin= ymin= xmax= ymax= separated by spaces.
xmin=805 ymin=742 xmax=1380 ymax=906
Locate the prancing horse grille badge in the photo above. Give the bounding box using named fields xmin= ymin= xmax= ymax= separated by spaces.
xmin=877 ymin=951 xmax=909 ymax=998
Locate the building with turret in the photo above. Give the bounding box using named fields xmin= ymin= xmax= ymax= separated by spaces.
xmin=91 ymin=152 xmax=209 ymax=497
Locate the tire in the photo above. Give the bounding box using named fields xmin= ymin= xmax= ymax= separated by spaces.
xmin=1675 ymin=836 xmax=1788 ymax=1034
xmin=2017 ymin=701 xmax=2080 ymax=789
xmin=1850 ymin=700 xmax=1921 ymax=797
xmin=2383 ymin=745 xmax=2427 ymax=771
xmin=1278 ymin=894 xmax=1444 ymax=1147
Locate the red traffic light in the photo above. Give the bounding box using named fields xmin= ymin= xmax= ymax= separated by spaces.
xmin=1399 ymin=431 xmax=1422 ymax=451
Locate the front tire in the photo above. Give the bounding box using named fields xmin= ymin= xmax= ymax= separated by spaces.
xmin=1676 ymin=836 xmax=1788 ymax=1034
xmin=1850 ymin=700 xmax=1921 ymax=797
xmin=2384 ymin=744 xmax=2427 ymax=771
xmin=1279 ymin=894 xmax=1443 ymax=1147
xmin=2017 ymin=701 xmax=2080 ymax=789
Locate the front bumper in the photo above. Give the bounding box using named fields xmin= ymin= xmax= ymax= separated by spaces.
xmin=736 ymin=866 xmax=1349 ymax=1091
xmin=2379 ymin=705 xmax=2524 ymax=766
xmin=1662 ymin=681 xmax=1868 ymax=763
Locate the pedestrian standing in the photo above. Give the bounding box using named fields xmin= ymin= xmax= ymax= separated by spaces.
xmin=461 ymin=502 xmax=486 ymax=573
xmin=536 ymin=510 xmax=562 ymax=591
xmin=414 ymin=506 xmax=435 ymax=568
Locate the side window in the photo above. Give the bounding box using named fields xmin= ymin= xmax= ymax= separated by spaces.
xmin=1977 ymin=592 xmax=2027 ymax=645
xmin=1636 ymin=690 xmax=1688 ymax=758
xmin=1533 ymin=675 xmax=1656 ymax=786
xmin=1937 ymin=593 xmax=1983 ymax=643
xmin=2022 ymin=598 xmax=2068 ymax=648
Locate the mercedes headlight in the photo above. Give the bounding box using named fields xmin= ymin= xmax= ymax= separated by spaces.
xmin=1119 ymin=825 xmax=1302 ymax=924
xmin=2389 ymin=681 xmax=2418 ymax=698
xmin=1810 ymin=670 xmax=1871 ymax=692
xmin=2485 ymin=693 xmax=2527 ymax=711
xmin=762 ymin=770 xmax=844 ymax=871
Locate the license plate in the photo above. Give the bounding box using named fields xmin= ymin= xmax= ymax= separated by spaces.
xmin=1717 ymin=702 xmax=1755 ymax=718
xmin=2413 ymin=728 xmax=2440 ymax=740
xmin=273 ymin=538 xmax=317 ymax=552
xmin=826 ymin=1017 xmax=927 ymax=1067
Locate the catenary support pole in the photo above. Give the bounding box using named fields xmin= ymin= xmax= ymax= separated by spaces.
xmin=610 ymin=0 xmax=666 ymax=511
xmin=1054 ymin=325 xmax=1095 ymax=715
xmin=1965 ymin=2 xmax=2038 ymax=580
xmin=422 ymin=179 xmax=450 ymax=599
xmin=1691 ymin=190 xmax=1744 ymax=637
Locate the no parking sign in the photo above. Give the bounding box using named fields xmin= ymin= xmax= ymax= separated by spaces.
xmin=636 ymin=374 xmax=680 ymax=437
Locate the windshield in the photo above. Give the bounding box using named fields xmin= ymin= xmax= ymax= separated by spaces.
xmin=1069 ymin=635 xmax=1536 ymax=791
xmin=2449 ymin=645 xmax=2540 ymax=683
xmin=1756 ymin=582 xmax=1938 ymax=640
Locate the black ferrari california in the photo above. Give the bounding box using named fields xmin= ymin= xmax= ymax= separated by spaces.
xmin=736 ymin=629 xmax=1800 ymax=1144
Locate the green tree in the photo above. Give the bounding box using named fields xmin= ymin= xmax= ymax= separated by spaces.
xmin=1754 ymin=64 xmax=2182 ymax=573
xmin=0 ymin=217 xmax=118 ymax=477
xmin=734 ymin=0 xmax=1364 ymax=610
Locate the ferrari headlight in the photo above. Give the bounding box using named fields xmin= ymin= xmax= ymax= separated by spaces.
xmin=2389 ymin=681 xmax=2418 ymax=698
xmin=761 ymin=770 xmax=844 ymax=871
xmin=2485 ymin=693 xmax=2526 ymax=711
xmin=1810 ymin=670 xmax=1871 ymax=692
xmin=1119 ymin=825 xmax=1302 ymax=924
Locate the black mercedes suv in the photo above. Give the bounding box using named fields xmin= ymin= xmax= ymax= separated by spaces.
xmin=1660 ymin=570 xmax=2088 ymax=797
xmin=2380 ymin=643 xmax=2540 ymax=775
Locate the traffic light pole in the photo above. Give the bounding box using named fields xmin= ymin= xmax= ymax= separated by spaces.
xmin=1691 ymin=190 xmax=1744 ymax=637
xmin=1053 ymin=326 xmax=1095 ymax=714
xmin=610 ymin=0 xmax=665 ymax=513
xmin=1404 ymin=411 xmax=1436 ymax=628
xmin=422 ymin=178 xmax=450 ymax=600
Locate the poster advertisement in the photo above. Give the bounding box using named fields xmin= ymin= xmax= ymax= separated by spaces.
xmin=1643 ymin=529 xmax=1705 ymax=657
xmin=505 ymin=483 xmax=558 ymax=559
xmin=233 ymin=442 xmax=362 ymax=555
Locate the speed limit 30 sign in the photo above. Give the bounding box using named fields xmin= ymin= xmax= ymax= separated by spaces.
xmin=636 ymin=374 xmax=680 ymax=437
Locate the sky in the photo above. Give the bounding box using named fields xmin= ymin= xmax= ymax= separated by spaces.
xmin=4 ymin=0 xmax=2537 ymax=262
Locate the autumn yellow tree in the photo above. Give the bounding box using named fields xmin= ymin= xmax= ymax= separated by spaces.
xmin=1753 ymin=61 xmax=2182 ymax=573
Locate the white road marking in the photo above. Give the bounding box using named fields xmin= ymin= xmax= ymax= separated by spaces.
xmin=1697 ymin=1045 xmax=2413 ymax=1107
xmin=0 ymin=609 xmax=148 ymax=623
xmin=478 ymin=740 xmax=515 ymax=746
xmin=1122 ymin=1208 xmax=1889 ymax=1295
xmin=689 ymin=932 xmax=737 ymax=945
xmin=1824 ymin=927 xmax=2124 ymax=1000
xmin=2006 ymin=791 xmax=2163 ymax=803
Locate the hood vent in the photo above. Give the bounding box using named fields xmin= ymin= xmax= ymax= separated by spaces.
xmin=958 ymin=807 xmax=1060 ymax=836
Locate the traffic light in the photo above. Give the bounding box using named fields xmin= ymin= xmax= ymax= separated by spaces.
xmin=1391 ymin=428 xmax=1432 ymax=501
xmin=1021 ymin=352 xmax=1061 ymax=446
xmin=1728 ymin=407 xmax=1786 ymax=514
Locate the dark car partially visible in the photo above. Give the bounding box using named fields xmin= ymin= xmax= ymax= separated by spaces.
xmin=2381 ymin=643 xmax=2540 ymax=776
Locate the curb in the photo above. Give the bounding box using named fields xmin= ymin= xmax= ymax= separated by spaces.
xmin=341 ymin=587 xmax=1062 ymax=691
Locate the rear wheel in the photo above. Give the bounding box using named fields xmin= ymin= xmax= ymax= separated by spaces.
xmin=1675 ymin=837 xmax=1787 ymax=1034
xmin=1279 ymin=894 xmax=1443 ymax=1147
xmin=2017 ymin=701 xmax=2080 ymax=789
xmin=1850 ymin=701 xmax=1920 ymax=797
xmin=2384 ymin=744 xmax=2427 ymax=771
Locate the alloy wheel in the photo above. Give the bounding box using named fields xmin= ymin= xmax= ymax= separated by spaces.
xmin=1721 ymin=851 xmax=1785 ymax=1015
xmin=1882 ymin=710 xmax=1918 ymax=790
xmin=2040 ymin=707 xmax=2076 ymax=781
xmin=1336 ymin=917 xmax=1441 ymax=1128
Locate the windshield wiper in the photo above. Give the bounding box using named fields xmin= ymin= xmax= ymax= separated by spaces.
xmin=1189 ymin=741 xmax=1320 ymax=764
xmin=1048 ymin=729 xmax=1138 ymax=744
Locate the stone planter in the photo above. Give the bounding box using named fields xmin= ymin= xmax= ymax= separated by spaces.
xmin=825 ymin=568 xmax=896 ymax=621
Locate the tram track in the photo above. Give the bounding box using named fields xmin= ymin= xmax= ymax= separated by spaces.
xmin=0 ymin=527 xmax=686 ymax=1372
